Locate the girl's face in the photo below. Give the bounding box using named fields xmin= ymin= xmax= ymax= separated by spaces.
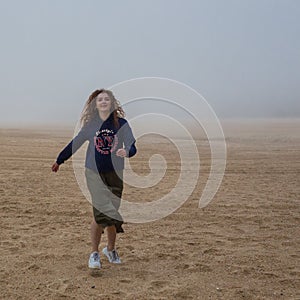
xmin=95 ymin=92 xmax=112 ymax=114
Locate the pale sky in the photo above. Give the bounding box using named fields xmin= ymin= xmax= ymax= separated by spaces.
xmin=0 ymin=0 xmax=299 ymax=126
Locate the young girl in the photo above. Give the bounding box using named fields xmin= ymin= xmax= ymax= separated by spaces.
xmin=52 ymin=89 xmax=137 ymax=269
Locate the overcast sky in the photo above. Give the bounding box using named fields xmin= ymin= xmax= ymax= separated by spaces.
xmin=0 ymin=0 xmax=299 ymax=126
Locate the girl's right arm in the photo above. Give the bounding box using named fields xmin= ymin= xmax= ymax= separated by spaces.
xmin=52 ymin=126 xmax=88 ymax=172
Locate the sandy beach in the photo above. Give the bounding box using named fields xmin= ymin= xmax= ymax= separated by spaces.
xmin=0 ymin=119 xmax=299 ymax=299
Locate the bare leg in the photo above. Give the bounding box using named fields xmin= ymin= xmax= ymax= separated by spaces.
xmin=91 ymin=219 xmax=103 ymax=253
xmin=107 ymin=225 xmax=117 ymax=251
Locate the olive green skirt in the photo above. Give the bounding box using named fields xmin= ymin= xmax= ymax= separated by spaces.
xmin=85 ymin=168 xmax=124 ymax=233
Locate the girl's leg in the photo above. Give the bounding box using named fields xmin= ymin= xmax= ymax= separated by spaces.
xmin=103 ymin=224 xmax=121 ymax=263
xmin=106 ymin=225 xmax=117 ymax=251
xmin=91 ymin=219 xmax=103 ymax=252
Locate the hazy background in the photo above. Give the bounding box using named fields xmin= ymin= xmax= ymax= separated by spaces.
xmin=0 ymin=0 xmax=299 ymax=127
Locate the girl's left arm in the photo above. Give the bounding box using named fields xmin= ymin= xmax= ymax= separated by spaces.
xmin=121 ymin=120 xmax=137 ymax=158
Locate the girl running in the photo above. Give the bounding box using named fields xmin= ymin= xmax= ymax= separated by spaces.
xmin=52 ymin=89 xmax=137 ymax=269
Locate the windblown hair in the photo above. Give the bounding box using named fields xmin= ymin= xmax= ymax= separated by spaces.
xmin=80 ymin=89 xmax=125 ymax=128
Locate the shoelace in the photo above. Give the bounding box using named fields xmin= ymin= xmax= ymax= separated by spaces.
xmin=111 ymin=250 xmax=118 ymax=261
xmin=110 ymin=250 xmax=119 ymax=260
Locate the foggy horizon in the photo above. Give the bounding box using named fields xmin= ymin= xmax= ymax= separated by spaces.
xmin=1 ymin=0 xmax=299 ymax=126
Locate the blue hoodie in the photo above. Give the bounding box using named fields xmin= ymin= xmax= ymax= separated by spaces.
xmin=56 ymin=113 xmax=136 ymax=173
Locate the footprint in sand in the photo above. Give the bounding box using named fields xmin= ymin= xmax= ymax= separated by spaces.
xmin=149 ymin=280 xmax=169 ymax=290
xmin=119 ymin=279 xmax=131 ymax=283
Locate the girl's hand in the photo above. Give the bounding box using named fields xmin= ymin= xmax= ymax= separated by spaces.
xmin=52 ymin=162 xmax=60 ymax=172
xmin=116 ymin=148 xmax=127 ymax=158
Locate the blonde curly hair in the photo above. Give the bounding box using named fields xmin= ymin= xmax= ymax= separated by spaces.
xmin=80 ymin=89 xmax=125 ymax=128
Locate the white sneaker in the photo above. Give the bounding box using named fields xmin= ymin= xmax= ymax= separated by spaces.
xmin=88 ymin=251 xmax=101 ymax=269
xmin=102 ymin=247 xmax=121 ymax=264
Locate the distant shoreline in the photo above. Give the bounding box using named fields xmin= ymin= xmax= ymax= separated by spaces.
xmin=1 ymin=118 xmax=299 ymax=141
xmin=1 ymin=117 xmax=299 ymax=129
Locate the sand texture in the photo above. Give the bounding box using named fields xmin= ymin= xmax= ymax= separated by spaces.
xmin=0 ymin=119 xmax=299 ymax=299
